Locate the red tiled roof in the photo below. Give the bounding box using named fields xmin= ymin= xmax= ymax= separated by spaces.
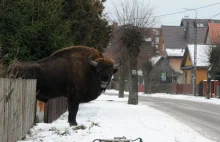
xmin=208 ymin=23 xmax=220 ymax=44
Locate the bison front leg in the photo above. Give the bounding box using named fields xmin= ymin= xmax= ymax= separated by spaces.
xmin=68 ymin=99 xmax=80 ymax=126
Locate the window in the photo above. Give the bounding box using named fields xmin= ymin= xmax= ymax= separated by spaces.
xmin=197 ymin=23 xmax=204 ymax=27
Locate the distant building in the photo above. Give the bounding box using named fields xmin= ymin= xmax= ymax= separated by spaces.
xmin=150 ymin=56 xmax=178 ymax=84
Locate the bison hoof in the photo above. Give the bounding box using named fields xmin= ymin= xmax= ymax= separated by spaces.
xmin=69 ymin=121 xmax=78 ymax=126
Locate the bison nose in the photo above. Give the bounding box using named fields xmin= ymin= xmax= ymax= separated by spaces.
xmin=101 ymin=81 xmax=108 ymax=88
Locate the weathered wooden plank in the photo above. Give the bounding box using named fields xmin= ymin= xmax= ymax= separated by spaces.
xmin=4 ymin=78 xmax=9 ymax=142
xmin=0 ymin=78 xmax=4 ymax=142
xmin=48 ymin=100 xmax=52 ymax=123
xmin=25 ymin=79 xmax=30 ymax=136
xmin=44 ymin=102 xmax=48 ymax=123
xmin=22 ymin=79 xmax=27 ymax=137
xmin=13 ymin=79 xmax=18 ymax=142
xmin=29 ymin=80 xmax=33 ymax=128
xmin=8 ymin=79 xmax=16 ymax=142
xmin=25 ymin=79 xmax=30 ymax=133
xmin=26 ymin=79 xmax=36 ymax=135
xmin=53 ymin=100 xmax=56 ymax=121
xmin=31 ymin=79 xmax=37 ymax=126
xmin=12 ymin=79 xmax=17 ymax=142
xmin=29 ymin=79 xmax=34 ymax=131
xmin=16 ymin=79 xmax=23 ymax=141
xmin=13 ymin=79 xmax=17 ymax=142
xmin=28 ymin=80 xmax=32 ymax=130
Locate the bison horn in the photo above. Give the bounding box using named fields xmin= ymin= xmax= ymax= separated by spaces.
xmin=114 ymin=57 xmax=122 ymax=69
xmin=88 ymin=54 xmax=98 ymax=66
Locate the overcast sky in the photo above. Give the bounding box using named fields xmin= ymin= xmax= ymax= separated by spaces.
xmin=103 ymin=0 xmax=220 ymax=27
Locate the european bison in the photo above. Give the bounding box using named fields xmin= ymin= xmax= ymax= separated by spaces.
xmin=9 ymin=46 xmax=120 ymax=125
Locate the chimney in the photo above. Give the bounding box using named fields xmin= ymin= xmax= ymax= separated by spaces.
xmin=184 ymin=21 xmax=189 ymax=40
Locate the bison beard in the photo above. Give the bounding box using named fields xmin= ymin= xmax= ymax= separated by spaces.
xmin=9 ymin=46 xmax=120 ymax=126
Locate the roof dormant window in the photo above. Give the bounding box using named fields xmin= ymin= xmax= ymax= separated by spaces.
xmin=197 ymin=23 xmax=204 ymax=27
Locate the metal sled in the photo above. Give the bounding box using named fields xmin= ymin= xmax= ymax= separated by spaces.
xmin=93 ymin=136 xmax=143 ymax=142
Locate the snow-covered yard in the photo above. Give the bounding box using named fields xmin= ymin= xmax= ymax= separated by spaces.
xmin=18 ymin=90 xmax=214 ymax=142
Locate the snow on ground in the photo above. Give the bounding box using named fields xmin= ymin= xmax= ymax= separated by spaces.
xmin=18 ymin=91 xmax=213 ymax=142
xmin=106 ymin=89 xmax=220 ymax=105
xmin=142 ymin=92 xmax=220 ymax=105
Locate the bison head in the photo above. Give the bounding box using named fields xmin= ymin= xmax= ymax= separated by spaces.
xmin=89 ymin=55 xmax=121 ymax=88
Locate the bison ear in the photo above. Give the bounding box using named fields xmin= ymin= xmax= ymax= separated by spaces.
xmin=113 ymin=69 xmax=118 ymax=74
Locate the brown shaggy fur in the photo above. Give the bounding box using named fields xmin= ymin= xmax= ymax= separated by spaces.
xmin=9 ymin=46 xmax=119 ymax=126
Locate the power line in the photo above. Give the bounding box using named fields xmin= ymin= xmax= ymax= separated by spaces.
xmin=209 ymin=12 xmax=220 ymax=19
xmin=154 ymin=1 xmax=220 ymax=18
xmin=161 ymin=13 xmax=220 ymax=26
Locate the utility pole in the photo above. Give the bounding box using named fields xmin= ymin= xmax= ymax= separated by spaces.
xmin=193 ymin=10 xmax=197 ymax=96
xmin=184 ymin=8 xmax=197 ymax=96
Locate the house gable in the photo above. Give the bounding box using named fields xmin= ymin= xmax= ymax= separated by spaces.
xmin=181 ymin=44 xmax=213 ymax=70
xmin=180 ymin=47 xmax=192 ymax=70
xmin=205 ymin=23 xmax=220 ymax=44
xmin=184 ymin=54 xmax=192 ymax=67
xmin=150 ymin=56 xmax=177 ymax=84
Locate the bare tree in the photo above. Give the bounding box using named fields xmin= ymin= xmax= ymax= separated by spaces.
xmin=208 ymin=44 xmax=220 ymax=78
xmin=142 ymin=60 xmax=153 ymax=94
xmin=104 ymin=28 xmax=130 ymax=98
xmin=118 ymin=55 xmax=129 ymax=98
xmin=109 ymin=0 xmax=155 ymax=104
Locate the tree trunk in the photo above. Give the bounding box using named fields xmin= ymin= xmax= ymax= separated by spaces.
xmin=128 ymin=58 xmax=138 ymax=105
xmin=119 ymin=69 xmax=125 ymax=98
xmin=144 ymin=71 xmax=151 ymax=94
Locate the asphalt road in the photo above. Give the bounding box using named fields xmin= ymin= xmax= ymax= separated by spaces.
xmin=139 ymin=96 xmax=220 ymax=142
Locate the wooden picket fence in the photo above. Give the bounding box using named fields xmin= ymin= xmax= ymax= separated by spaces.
xmin=0 ymin=78 xmax=37 ymax=142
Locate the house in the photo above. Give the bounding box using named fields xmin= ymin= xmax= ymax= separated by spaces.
xmin=158 ymin=26 xmax=186 ymax=80
xmin=180 ymin=44 xmax=213 ymax=84
xmin=205 ymin=23 xmax=220 ymax=44
xmin=158 ymin=19 xmax=212 ymax=56
xmin=150 ymin=56 xmax=178 ymax=84
xmin=158 ymin=18 xmax=220 ymax=83
xmin=165 ymin=48 xmax=184 ymax=83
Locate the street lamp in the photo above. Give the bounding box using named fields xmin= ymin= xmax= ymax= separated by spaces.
xmin=183 ymin=8 xmax=197 ymax=96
